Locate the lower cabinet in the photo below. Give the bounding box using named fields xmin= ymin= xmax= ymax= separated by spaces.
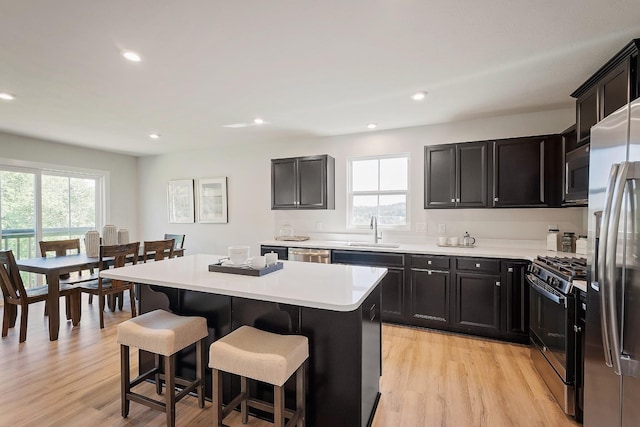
xmin=453 ymin=271 xmax=502 ymax=333
xmin=332 ymin=250 xmax=405 ymax=323
xmin=409 ymin=254 xmax=451 ymax=328
xmin=263 ymin=245 xmax=529 ymax=343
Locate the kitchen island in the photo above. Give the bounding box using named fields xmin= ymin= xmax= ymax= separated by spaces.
xmin=101 ymin=254 xmax=387 ymax=427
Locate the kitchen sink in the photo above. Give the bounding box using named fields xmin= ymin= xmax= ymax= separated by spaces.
xmin=347 ymin=242 xmax=400 ymax=249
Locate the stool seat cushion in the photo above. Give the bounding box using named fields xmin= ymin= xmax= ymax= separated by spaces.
xmin=209 ymin=326 xmax=308 ymax=387
xmin=117 ymin=309 xmax=208 ymax=356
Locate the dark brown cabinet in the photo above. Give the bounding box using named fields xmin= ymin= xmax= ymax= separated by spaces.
xmin=492 ymin=135 xmax=561 ymax=207
xmin=504 ymin=261 xmax=529 ymax=336
xmin=572 ymin=39 xmax=640 ymax=145
xmin=453 ymin=257 xmax=502 ymax=333
xmin=271 ymin=155 xmax=335 ymax=209
xmin=263 ymin=245 xmax=529 ymax=343
xmin=331 ymin=250 xmax=405 ymax=323
xmin=424 ymin=141 xmax=489 ymax=208
xmin=259 ymin=245 xmax=289 ymax=260
xmin=409 ymin=255 xmax=451 ymax=327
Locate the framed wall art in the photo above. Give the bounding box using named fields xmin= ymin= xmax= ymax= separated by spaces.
xmin=197 ymin=177 xmax=228 ymax=223
xmin=167 ymin=179 xmax=195 ymax=223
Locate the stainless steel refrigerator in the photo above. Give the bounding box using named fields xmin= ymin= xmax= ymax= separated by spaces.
xmin=585 ymin=97 xmax=640 ymax=426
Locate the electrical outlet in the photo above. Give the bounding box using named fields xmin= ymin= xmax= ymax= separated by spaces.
xmin=438 ymin=224 xmax=446 ymax=234
xmin=416 ymin=222 xmax=427 ymax=232
xmin=548 ymin=224 xmax=558 ymax=230
xmin=316 ymin=222 xmax=323 ymax=231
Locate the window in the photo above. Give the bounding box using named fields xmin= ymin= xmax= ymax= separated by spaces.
xmin=348 ymin=154 xmax=409 ymax=229
xmin=0 ymin=161 xmax=105 ymax=286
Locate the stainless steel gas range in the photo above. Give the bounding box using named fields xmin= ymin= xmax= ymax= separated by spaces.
xmin=526 ymin=255 xmax=586 ymax=420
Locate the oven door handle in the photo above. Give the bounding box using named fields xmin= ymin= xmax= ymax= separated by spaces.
xmin=527 ymin=274 xmax=565 ymax=306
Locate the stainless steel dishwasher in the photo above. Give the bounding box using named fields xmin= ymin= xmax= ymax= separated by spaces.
xmin=288 ymin=247 xmax=331 ymax=263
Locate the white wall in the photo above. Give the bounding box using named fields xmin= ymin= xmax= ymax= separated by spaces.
xmin=0 ymin=131 xmax=139 ymax=239
xmin=138 ymin=107 xmax=586 ymax=256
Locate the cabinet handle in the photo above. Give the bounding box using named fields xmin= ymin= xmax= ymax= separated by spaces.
xmin=496 ymin=281 xmax=501 ymax=287
xmin=369 ymin=304 xmax=376 ymax=321
xmin=427 ymin=260 xmax=432 ymax=265
xmin=451 ymin=198 xmax=456 ymax=203
xmin=494 ymin=197 xmax=499 ymax=202
xmin=456 ymin=198 xmax=461 ymax=203
xmin=508 ymin=267 xmax=513 ymax=273
xmin=573 ymin=324 xmax=582 ymax=333
xmin=475 ymin=263 xmax=481 ymax=268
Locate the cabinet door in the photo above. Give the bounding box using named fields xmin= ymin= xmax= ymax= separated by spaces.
xmin=271 ymin=158 xmax=297 ymax=208
xmin=409 ymin=269 xmax=450 ymax=327
xmin=380 ymin=267 xmax=405 ymax=322
xmin=504 ymin=262 xmax=529 ymax=335
xmin=298 ymin=156 xmax=326 ymax=208
xmin=457 ymin=142 xmax=489 ymax=207
xmin=454 ymin=272 xmax=501 ymax=332
xmin=493 ymin=137 xmax=547 ymax=207
xmin=577 ymin=86 xmax=598 ymax=144
xmin=600 ymin=59 xmax=629 ymax=119
xmin=424 ymin=145 xmax=456 ymax=208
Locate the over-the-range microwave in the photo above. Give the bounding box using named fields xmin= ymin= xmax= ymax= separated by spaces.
xmin=563 ymin=143 xmax=589 ymax=205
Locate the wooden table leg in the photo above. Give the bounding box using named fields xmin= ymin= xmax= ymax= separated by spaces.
xmin=47 ymin=272 xmax=60 ymax=341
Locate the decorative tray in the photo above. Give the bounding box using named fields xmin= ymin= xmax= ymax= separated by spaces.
xmin=208 ymin=261 xmax=284 ymax=276
xmin=436 ymin=243 xmax=476 ymax=248
xmin=275 ymin=236 xmax=310 ymax=241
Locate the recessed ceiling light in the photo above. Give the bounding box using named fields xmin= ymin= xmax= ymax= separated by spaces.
xmin=411 ymin=91 xmax=427 ymax=101
xmin=254 ymin=118 xmax=265 ymax=125
xmin=122 ymin=51 xmax=142 ymax=62
xmin=149 ymin=133 xmax=160 ymax=139
xmin=367 ymin=123 xmax=377 ymax=129
xmin=0 ymin=92 xmax=16 ymax=101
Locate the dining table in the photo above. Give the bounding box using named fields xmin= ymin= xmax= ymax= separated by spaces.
xmin=16 ymin=247 xmax=184 ymax=341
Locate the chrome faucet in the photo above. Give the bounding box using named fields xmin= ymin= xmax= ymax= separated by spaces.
xmin=370 ymin=216 xmax=379 ymax=244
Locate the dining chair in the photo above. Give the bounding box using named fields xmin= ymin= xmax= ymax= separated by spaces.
xmin=77 ymin=242 xmax=140 ymax=329
xmin=0 ymin=249 xmax=80 ymax=342
xmin=39 ymin=238 xmax=97 ymax=318
xmin=142 ymin=239 xmax=175 ymax=262
xmin=163 ymin=234 xmax=185 ymax=250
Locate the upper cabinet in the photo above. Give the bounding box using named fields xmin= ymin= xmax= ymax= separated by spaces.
xmin=271 ymin=154 xmax=335 ymax=210
xmin=572 ymin=39 xmax=640 ymax=145
xmin=424 ymin=141 xmax=489 ymax=208
xmin=492 ymin=135 xmax=561 ymax=207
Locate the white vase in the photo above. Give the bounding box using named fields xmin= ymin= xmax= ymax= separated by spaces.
xmin=85 ymin=230 xmax=100 ymax=257
xmin=117 ymin=228 xmax=129 ymax=244
xmin=102 ymin=224 xmax=117 ymax=246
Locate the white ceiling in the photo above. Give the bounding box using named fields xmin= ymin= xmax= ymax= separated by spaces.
xmin=1 ymin=1 xmax=639 ymax=157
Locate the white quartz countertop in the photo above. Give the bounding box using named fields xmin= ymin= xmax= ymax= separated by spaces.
xmin=101 ymin=254 xmax=387 ymax=312
xmin=261 ymin=239 xmax=581 ymax=261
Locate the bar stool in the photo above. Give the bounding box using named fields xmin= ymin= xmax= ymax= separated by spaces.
xmin=117 ymin=309 xmax=208 ymax=427
xmin=209 ymin=325 xmax=308 ymax=427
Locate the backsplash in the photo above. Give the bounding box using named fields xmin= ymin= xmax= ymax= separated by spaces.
xmin=273 ymin=207 xmax=587 ymax=245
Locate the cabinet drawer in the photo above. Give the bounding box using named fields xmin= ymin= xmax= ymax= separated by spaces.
xmin=331 ymin=250 xmax=404 ymax=267
xmin=456 ymin=257 xmax=500 ymax=273
xmin=410 ymin=255 xmax=450 ymax=270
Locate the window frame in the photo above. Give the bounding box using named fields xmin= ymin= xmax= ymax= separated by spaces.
xmin=347 ymin=153 xmax=410 ymax=231
xmin=0 ymin=158 xmax=108 ymax=256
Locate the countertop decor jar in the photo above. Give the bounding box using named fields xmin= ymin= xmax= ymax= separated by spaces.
xmin=547 ymin=228 xmax=560 ymax=251
xmin=576 ymin=235 xmax=588 ymax=255
xmin=562 ymin=232 xmax=576 ymax=253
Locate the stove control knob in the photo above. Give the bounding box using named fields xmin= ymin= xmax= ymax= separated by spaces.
xmin=552 ymin=278 xmax=560 ymax=287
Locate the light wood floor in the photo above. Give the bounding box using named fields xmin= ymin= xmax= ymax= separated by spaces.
xmin=0 ymin=297 xmax=579 ymax=427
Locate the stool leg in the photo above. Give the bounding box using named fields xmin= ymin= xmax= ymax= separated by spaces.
xmin=241 ymin=376 xmax=248 ymax=424
xmin=120 ymin=345 xmax=130 ymax=418
xmin=165 ymin=354 xmax=176 ymax=427
xmin=274 ymin=384 xmax=284 ymax=427
xmin=297 ymin=362 xmax=305 ymax=427
xmin=196 ymin=339 xmax=205 ymax=409
xmin=212 ymin=368 xmax=223 ymax=427
xmin=155 ymin=353 xmax=163 ymax=395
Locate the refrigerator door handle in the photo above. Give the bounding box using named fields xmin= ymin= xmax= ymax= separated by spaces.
xmin=598 ymin=163 xmax=619 ymax=368
xmin=606 ymin=161 xmax=632 ymax=376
